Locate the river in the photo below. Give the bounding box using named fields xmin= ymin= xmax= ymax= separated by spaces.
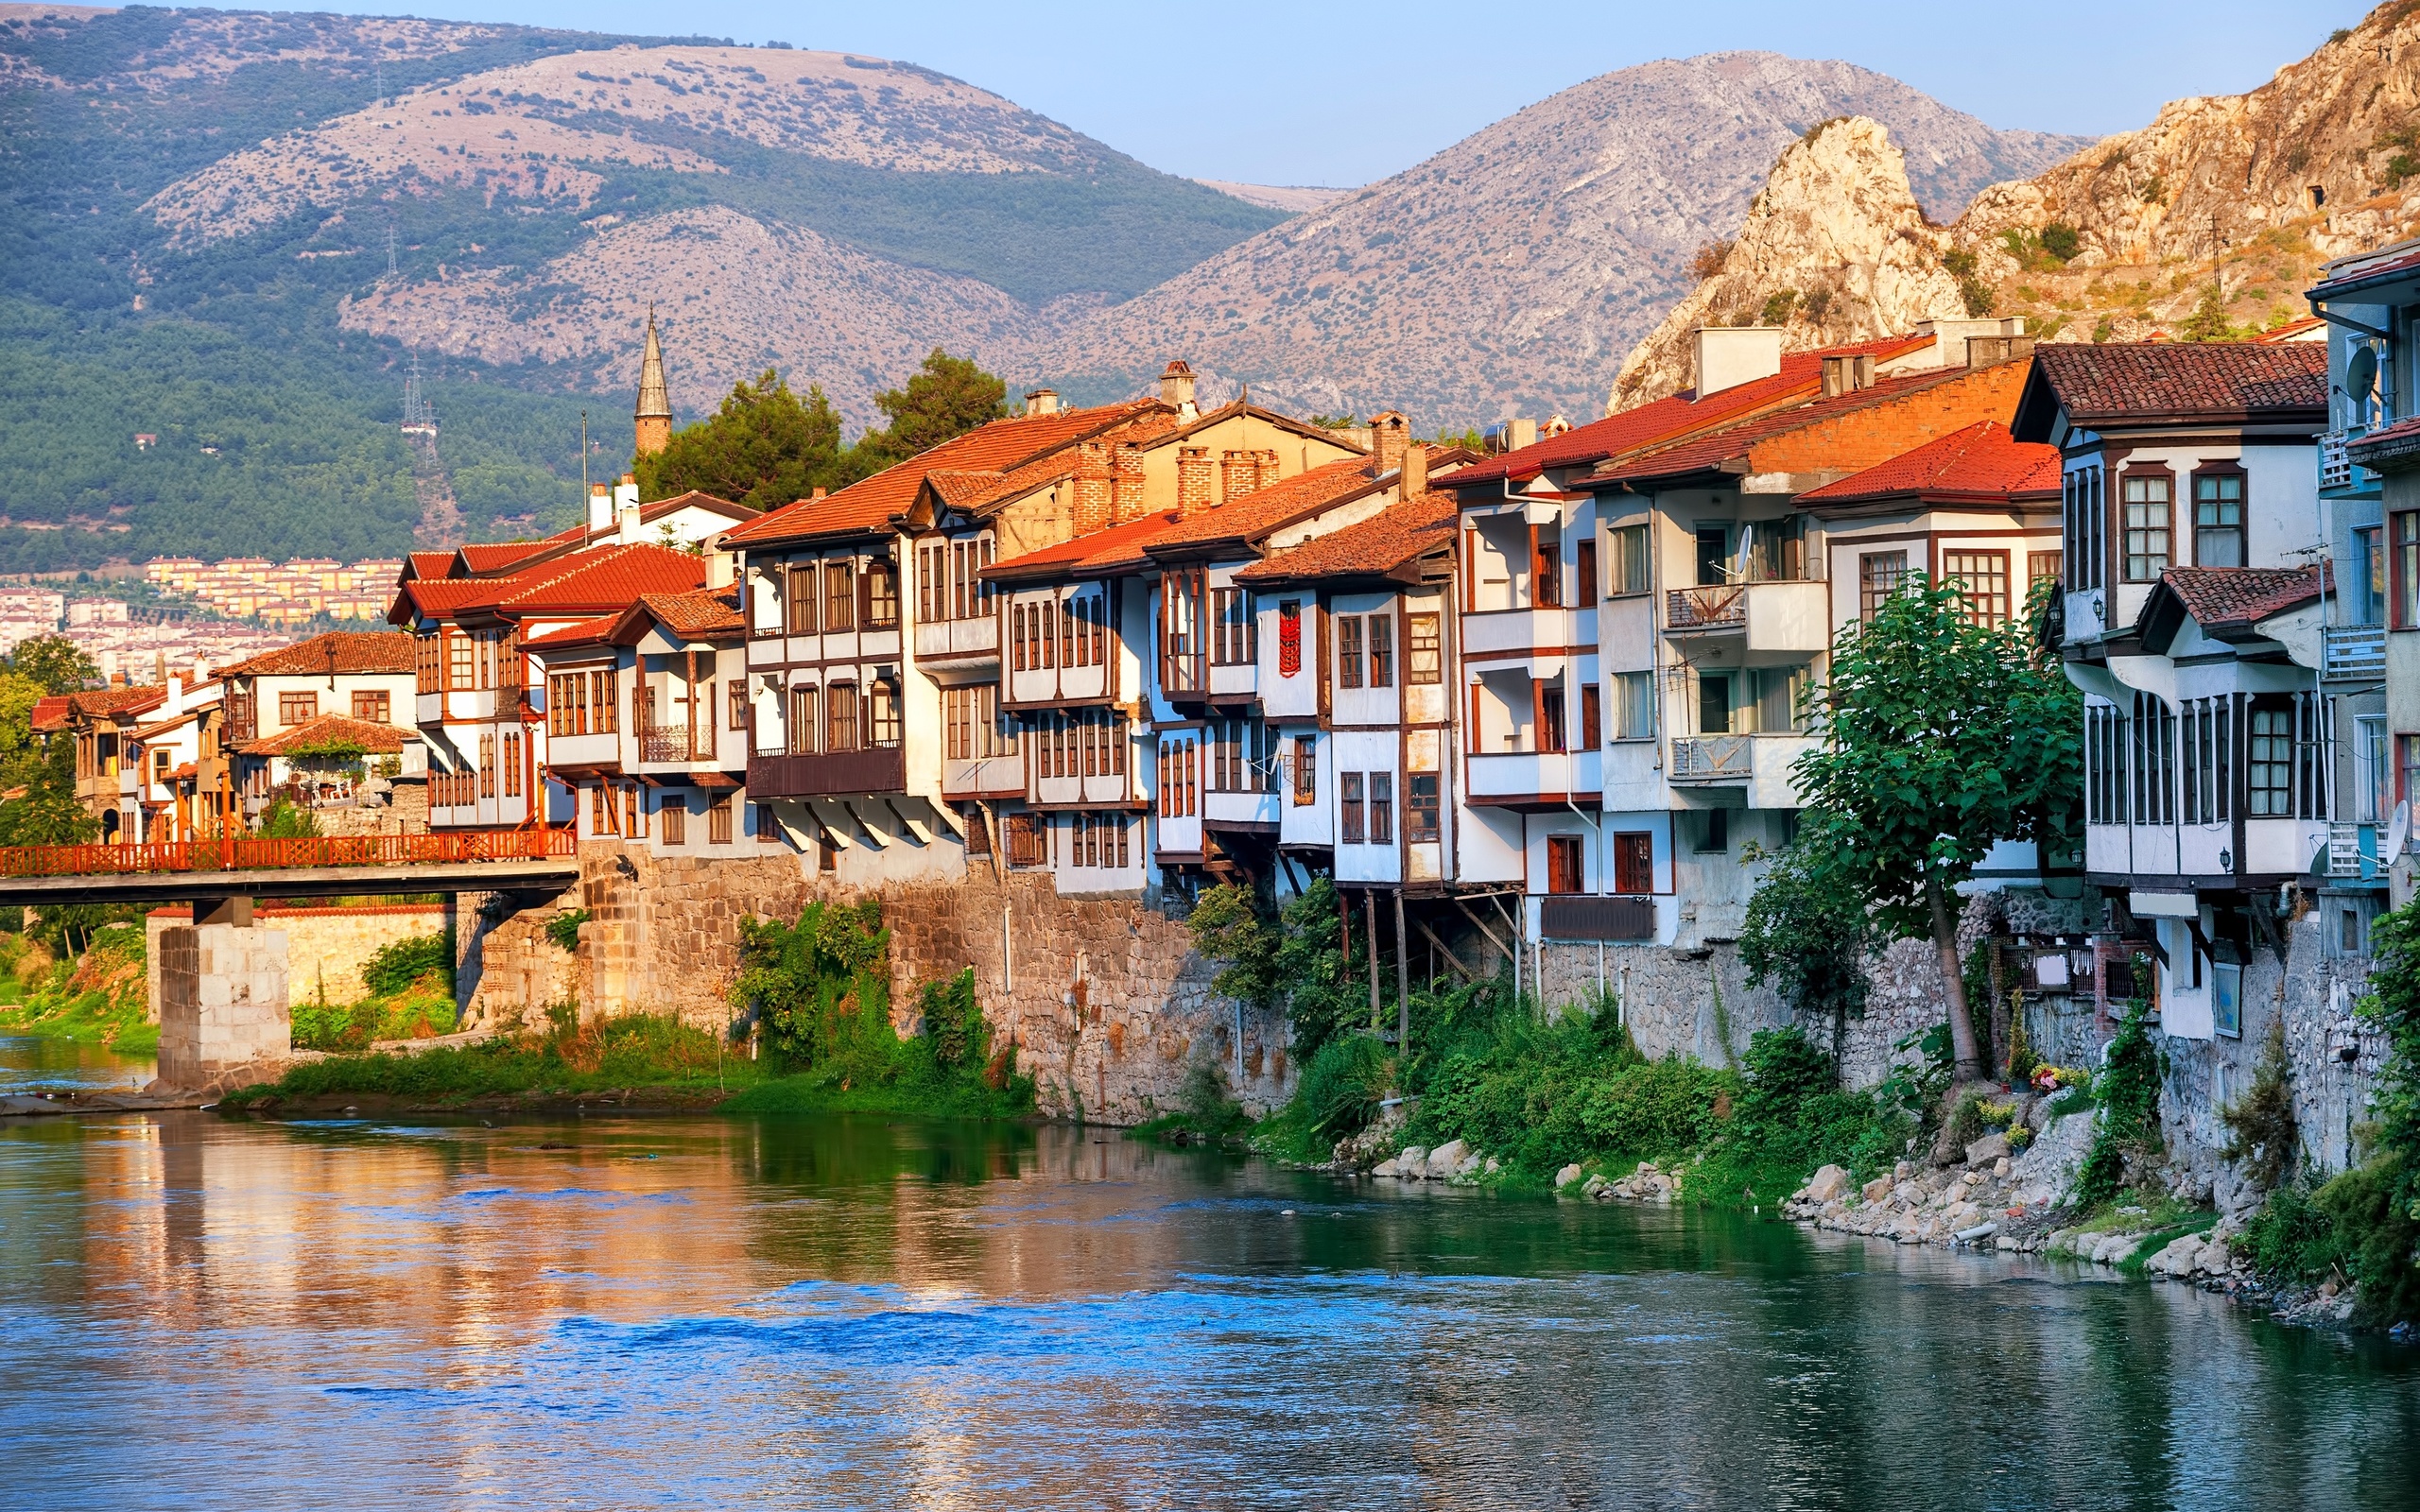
xmin=0 ymin=1075 xmax=2415 ymax=1507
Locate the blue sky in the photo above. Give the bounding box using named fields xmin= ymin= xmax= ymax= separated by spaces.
xmin=371 ymin=0 xmax=2363 ymax=186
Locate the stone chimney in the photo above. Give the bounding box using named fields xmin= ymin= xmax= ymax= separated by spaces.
xmin=1693 ymin=325 xmax=1784 ymax=399
xmin=589 ymin=482 xmax=613 ymax=534
xmin=1160 ymin=360 xmax=1199 ymax=421
xmin=1025 ymin=388 xmax=1062 ymax=417
xmin=1109 ymin=440 xmax=1146 ymax=524
xmin=705 ymin=543 xmax=735 ymax=590
xmin=1176 ymin=446 xmax=1217 ymax=514
xmin=1820 ymin=353 xmax=1877 ymax=398
xmin=1401 ymin=443 xmax=1427 ymax=499
xmin=1220 ymin=450 xmax=1266 ymax=506
xmin=1369 ymin=411 xmax=1409 ymax=477
xmin=1071 ymin=440 xmax=1114 ymax=535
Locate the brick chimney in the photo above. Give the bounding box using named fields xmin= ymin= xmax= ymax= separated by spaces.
xmin=1255 ymin=450 xmax=1281 ymax=491
xmin=1109 ymin=440 xmax=1146 ymax=524
xmin=1072 ymin=440 xmax=1114 ymax=535
xmin=1220 ymin=450 xmax=1266 ymax=506
xmin=1402 ymin=443 xmax=1427 ymax=499
xmin=1161 ymin=360 xmax=1198 ymax=421
xmin=1176 ymin=446 xmax=1217 ymax=514
xmin=589 ymin=482 xmax=614 ymax=534
xmin=1369 ymin=411 xmax=1409 ymax=477
xmin=1025 ymin=388 xmax=1062 ymax=417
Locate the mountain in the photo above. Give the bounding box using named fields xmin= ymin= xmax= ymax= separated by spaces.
xmin=1024 ymin=52 xmax=2087 ymax=427
xmin=1617 ymin=3 xmax=2414 ymax=372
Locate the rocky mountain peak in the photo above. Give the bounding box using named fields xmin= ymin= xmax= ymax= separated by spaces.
xmin=1610 ymin=116 xmax=1964 ymax=411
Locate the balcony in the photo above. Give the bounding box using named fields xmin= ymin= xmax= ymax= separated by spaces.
xmin=1664 ymin=580 xmax=1830 ymax=660
xmin=2320 ymin=429 xmax=2378 ymax=495
xmin=641 ymin=725 xmax=717 ymax=765
xmin=1465 ymin=749 xmax=1599 ymax=809
xmin=746 ymin=747 xmax=906 ymax=799
xmin=1668 ymin=734 xmax=1751 ymax=783
xmin=2324 ymin=624 xmax=2386 ymax=682
xmin=1460 ymin=606 xmax=1590 ymax=659
xmin=2329 ymin=821 xmax=2384 ymax=884
xmin=915 ymin=615 xmax=998 ymax=664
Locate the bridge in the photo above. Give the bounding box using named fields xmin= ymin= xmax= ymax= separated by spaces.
xmin=0 ymin=829 xmax=584 ymax=1091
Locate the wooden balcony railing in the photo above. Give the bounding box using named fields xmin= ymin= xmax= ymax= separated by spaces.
xmin=641 ymin=724 xmax=717 ymax=764
xmin=0 ymin=829 xmax=578 ymax=878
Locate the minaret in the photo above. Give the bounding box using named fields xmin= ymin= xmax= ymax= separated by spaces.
xmin=633 ymin=307 xmax=672 ymax=457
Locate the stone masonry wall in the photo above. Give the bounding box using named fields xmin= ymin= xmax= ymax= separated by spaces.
xmin=457 ymin=886 xmax=581 ymax=1029
xmin=147 ymin=903 xmax=446 ymax=1018
xmin=525 ymin=842 xmax=1293 ymax=1123
xmin=155 ymin=922 xmax=289 ymax=1089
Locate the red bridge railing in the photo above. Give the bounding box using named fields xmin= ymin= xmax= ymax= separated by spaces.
xmin=0 ymin=829 xmax=579 ymax=879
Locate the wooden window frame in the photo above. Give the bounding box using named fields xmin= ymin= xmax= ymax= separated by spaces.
xmin=2120 ymin=464 xmax=2174 ymax=583
xmin=2189 ymin=463 xmax=2247 ymax=569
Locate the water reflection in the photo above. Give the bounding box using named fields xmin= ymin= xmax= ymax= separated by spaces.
xmin=0 ymin=1034 xmax=153 ymax=1092
xmin=0 ymin=1111 xmax=2412 ymax=1511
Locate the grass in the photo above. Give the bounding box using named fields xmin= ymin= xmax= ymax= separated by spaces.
xmin=0 ymin=926 xmax=154 ymax=1057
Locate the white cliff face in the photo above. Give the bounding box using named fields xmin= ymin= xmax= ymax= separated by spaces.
xmin=1610 ymin=117 xmax=1967 ymax=412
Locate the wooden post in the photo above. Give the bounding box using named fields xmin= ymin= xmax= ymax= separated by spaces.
xmin=1393 ymin=889 xmax=1411 ymax=1049
xmin=1365 ymin=888 xmax=1381 ymax=1030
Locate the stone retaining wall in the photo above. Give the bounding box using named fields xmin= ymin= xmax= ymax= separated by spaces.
xmin=147 ymin=902 xmax=447 ymax=1017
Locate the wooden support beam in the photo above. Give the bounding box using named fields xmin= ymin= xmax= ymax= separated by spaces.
xmin=1454 ymin=895 xmax=1515 ymax=966
xmin=1412 ymin=914 xmax=1478 ymax=981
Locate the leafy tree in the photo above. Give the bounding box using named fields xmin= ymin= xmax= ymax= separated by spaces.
xmin=854 ymin=349 xmax=1007 ymax=471
xmin=634 ymin=369 xmax=854 ymax=511
xmin=1789 ymin=575 xmax=2080 ymax=1082
xmin=1740 ymin=812 xmax=1875 ymax=1057
xmin=8 ymin=636 xmax=95 ymax=696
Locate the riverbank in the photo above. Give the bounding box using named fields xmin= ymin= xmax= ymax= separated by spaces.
xmin=0 ymin=926 xmax=153 ymax=1057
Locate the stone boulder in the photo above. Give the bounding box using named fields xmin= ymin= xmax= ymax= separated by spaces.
xmin=1804 ymin=1164 xmax=1852 ymax=1203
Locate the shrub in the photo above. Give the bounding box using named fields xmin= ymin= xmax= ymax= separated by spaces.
xmin=545 ymin=908 xmax=590 ymax=953
xmin=1298 ymin=1033 xmax=1392 ymax=1145
xmin=2221 ymin=1017 xmax=2298 ymax=1193
xmin=361 ymin=933 xmax=453 ymax=998
xmin=2076 ymin=998 xmax=2163 ymax=1207
xmin=2039 ymin=222 xmax=2082 ymax=262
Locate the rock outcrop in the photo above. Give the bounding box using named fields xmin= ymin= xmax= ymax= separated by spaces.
xmin=1610 ymin=116 xmax=1967 ymax=410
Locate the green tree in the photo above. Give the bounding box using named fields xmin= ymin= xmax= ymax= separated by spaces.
xmin=8 ymin=636 xmax=95 ymax=696
xmin=1789 ymin=575 xmax=2080 ymax=1082
xmin=633 ymin=369 xmax=853 ymax=511
xmin=855 ymin=349 xmax=1008 ymax=471
xmin=1740 ymin=811 xmax=1875 ymax=1058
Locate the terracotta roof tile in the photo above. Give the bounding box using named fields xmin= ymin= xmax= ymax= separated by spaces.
xmin=634 ymin=586 xmax=743 ymax=640
xmin=1236 ymin=492 xmax=1458 ymax=585
xmin=2023 ymin=343 xmax=2326 ymax=424
xmin=28 ymin=695 xmax=71 ymax=733
xmin=1589 ymin=365 xmax=1981 ymax=488
xmin=64 ymin=686 xmax=165 ymax=721
xmin=521 ymin=613 xmax=621 ymax=651
xmin=724 ymin=400 xmax=1171 ymax=547
xmin=1129 ymin=456 xmax=1388 ymax=560
xmin=406 ymin=551 xmax=458 ymax=580
xmin=2152 ymin=566 xmax=2325 ymax=630
xmin=220 ymin=630 xmax=416 ymax=679
xmin=987 ymin=511 xmax=1184 ymax=584
xmin=493 ymin=544 xmax=706 ymax=617
xmin=1798 ymin=421 xmax=2062 ymax=507
xmin=458 ymin=541 xmax=560 ymax=574
xmin=235 ymin=713 xmax=410 ymax=757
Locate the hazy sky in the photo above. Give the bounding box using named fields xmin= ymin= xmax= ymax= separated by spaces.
xmin=364 ymin=0 xmax=2363 ymax=186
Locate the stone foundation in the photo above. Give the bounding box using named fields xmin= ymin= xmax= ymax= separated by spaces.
xmin=155 ymin=922 xmax=289 ymax=1089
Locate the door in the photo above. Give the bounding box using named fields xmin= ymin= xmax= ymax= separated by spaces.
xmin=1695 ymin=526 xmax=1731 ymax=586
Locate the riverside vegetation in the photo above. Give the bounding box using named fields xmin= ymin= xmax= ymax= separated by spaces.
xmin=224 ymin=900 xmax=1033 ymax=1119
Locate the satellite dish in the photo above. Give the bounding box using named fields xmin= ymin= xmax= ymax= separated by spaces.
xmin=2388 ymin=800 xmax=2411 ymax=866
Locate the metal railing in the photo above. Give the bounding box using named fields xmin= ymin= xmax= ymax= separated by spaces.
xmin=1668 ymin=735 xmax=1752 ymax=782
xmin=2324 ymin=624 xmax=2387 ymax=681
xmin=641 ymin=724 xmax=717 ymax=764
xmin=2320 ymin=429 xmax=2357 ymax=492
xmin=0 ymin=828 xmax=578 ymax=878
xmin=1666 ymin=586 xmax=1746 ymax=629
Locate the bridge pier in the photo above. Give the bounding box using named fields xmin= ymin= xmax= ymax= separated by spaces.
xmin=156 ymin=900 xmax=290 ymax=1091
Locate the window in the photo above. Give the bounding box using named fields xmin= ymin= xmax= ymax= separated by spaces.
xmin=1340 ymin=771 xmax=1365 ymax=842
xmin=786 ymin=563 xmax=818 ymax=635
xmin=2181 ymin=697 xmax=2233 ymax=826
xmin=1581 ymin=683 xmax=1602 ymax=748
xmin=728 ymin=681 xmax=747 ymax=730
xmin=2353 ymin=525 xmax=2385 ymax=626
xmin=2132 ymin=692 xmax=2175 ymax=826
xmin=1859 ymin=552 xmax=1907 ymax=616
xmin=2087 ymin=700 xmax=2129 ymax=824
xmin=2122 ymin=472 xmax=2171 ymax=581
xmin=919 ymin=541 xmax=943 ymax=623
xmin=866 ymin=681 xmax=901 ymax=747
xmin=592 ymin=670 xmax=617 ymax=732
xmin=504 ymin=731 xmax=522 ymax=798
xmin=2401 ymin=733 xmax=2420 ymax=809
xmin=1540 ymin=682 xmax=1567 ymax=752
xmin=661 ymin=794 xmax=687 ymax=845
xmin=708 ymin=795 xmax=734 ymax=846
xmin=1545 ymin=834 xmax=1583 ymax=894
xmin=2396 ymin=513 xmax=2420 ymax=629
xmin=1697 ymin=672 xmax=1732 ymax=735
xmin=1407 ymin=773 xmax=1440 ymax=841
xmin=2193 ymin=472 xmax=2245 ymax=567
xmin=1612 ymin=671 xmax=1654 ymax=741
xmin=1337 ymin=615 xmax=1364 ymax=688
xmin=1613 ymin=832 xmax=1652 ymax=894
xmin=1692 ymin=808 xmax=1729 ymax=853
xmin=2249 ymin=704 xmax=2292 ymax=816
xmin=1292 ymin=735 xmax=1316 ymax=806
xmin=1608 ymin=524 xmax=1651 ymax=595
xmin=2358 ymin=715 xmax=2390 ymax=823
xmin=415 ymin=634 xmax=441 ymax=695
xmin=478 ymin=733 xmax=495 ymax=799
xmin=1944 ymin=550 xmax=2011 ymax=628
xmin=547 ymin=675 xmax=579 ymax=736
xmin=789 ymin=686 xmax=818 ymax=754
xmin=865 ymin=559 xmax=899 ymax=628
xmin=1368 ymin=614 xmax=1394 ymax=688
xmin=448 ymin=635 xmax=475 ymax=691
xmin=1278 ymin=601 xmax=1303 ymax=678
xmin=2066 ymin=466 xmax=2107 ymax=593
xmin=1212 ymin=589 xmax=1255 ymax=665
xmin=2029 ymin=552 xmax=2064 ymax=597
xmin=1745 ymin=517 xmax=1805 ymax=582
xmin=824 ymin=561 xmax=856 ymax=633
xmin=826 ymin=683 xmax=860 ymax=752
xmin=1368 ymin=772 xmax=1394 ymax=845
xmin=279 ymin=691 xmax=318 ymax=725
xmin=1407 ymin=613 xmax=1442 ymax=683
xmin=819 ymin=827 xmax=839 ymax=873
xmin=1055 ymin=598 xmax=1073 ymax=667
xmin=351 ymin=691 xmax=389 ymax=723
xmin=1575 ymin=541 xmax=1599 ymax=608
xmin=753 ymin=802 xmax=780 ymax=844
xmin=1533 ymin=526 xmax=1563 ymax=607
xmin=591 ymin=781 xmax=612 ymax=835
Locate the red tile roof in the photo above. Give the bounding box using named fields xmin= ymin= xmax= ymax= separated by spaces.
xmin=220 ymin=630 xmax=415 ymax=679
xmin=1236 ymin=492 xmax=1458 ymax=586
xmin=234 ymin=713 xmax=411 ymax=757
xmin=63 ymin=686 xmax=165 ymax=722
xmin=1450 ymin=335 xmax=1934 ymax=488
xmin=2016 ymin=343 xmax=2327 ymax=429
xmin=987 ymin=510 xmax=1184 ymax=584
xmin=2154 ymin=566 xmax=2325 ymax=629
xmin=1589 ymin=365 xmax=1986 ymax=489
xmin=28 ymin=695 xmax=71 ymax=733
xmin=458 ymin=541 xmax=561 ymax=575
xmin=1131 ymin=456 xmax=1389 ymax=562
xmin=405 ymin=552 xmax=458 ymax=581
xmin=1797 ymin=421 xmax=2062 ymax=508
xmin=492 ymin=544 xmax=707 ymax=617
xmin=723 ymin=400 xmax=1172 ymax=548
xmin=633 ymin=586 xmax=743 ymax=640
xmin=520 ymin=613 xmax=621 ymax=651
